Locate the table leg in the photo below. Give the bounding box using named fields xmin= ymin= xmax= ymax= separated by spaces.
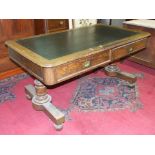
xmin=25 ymin=79 xmax=65 ymax=130
xmin=104 ymin=64 xmax=137 ymax=86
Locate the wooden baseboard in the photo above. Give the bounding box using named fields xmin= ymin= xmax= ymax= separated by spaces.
xmin=0 ymin=67 xmax=25 ymax=80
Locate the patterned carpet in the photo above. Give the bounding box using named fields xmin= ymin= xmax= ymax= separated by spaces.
xmin=0 ymin=73 xmax=29 ymax=104
xmin=71 ymin=76 xmax=143 ymax=112
xmin=0 ymin=72 xmax=143 ymax=114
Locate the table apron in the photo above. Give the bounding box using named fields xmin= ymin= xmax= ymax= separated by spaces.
xmin=8 ymin=38 xmax=147 ymax=86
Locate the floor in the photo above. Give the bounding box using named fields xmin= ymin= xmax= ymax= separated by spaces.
xmin=0 ymin=60 xmax=155 ymax=134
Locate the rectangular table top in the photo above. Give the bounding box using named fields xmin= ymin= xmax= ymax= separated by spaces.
xmin=5 ymin=24 xmax=150 ymax=85
xmin=16 ymin=25 xmax=140 ymax=60
xmin=5 ymin=24 xmax=150 ymax=67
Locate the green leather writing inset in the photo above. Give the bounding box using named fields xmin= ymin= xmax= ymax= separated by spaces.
xmin=17 ymin=25 xmax=139 ymax=60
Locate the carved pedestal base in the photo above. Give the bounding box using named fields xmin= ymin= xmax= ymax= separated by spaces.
xmin=104 ymin=64 xmax=137 ymax=86
xmin=25 ymin=80 xmax=65 ymax=130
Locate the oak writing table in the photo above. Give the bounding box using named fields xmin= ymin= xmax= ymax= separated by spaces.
xmin=5 ymin=24 xmax=150 ymax=130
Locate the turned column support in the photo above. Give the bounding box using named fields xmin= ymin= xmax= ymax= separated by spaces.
xmin=25 ymin=79 xmax=65 ymax=130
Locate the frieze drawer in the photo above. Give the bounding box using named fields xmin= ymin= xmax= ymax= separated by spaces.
xmin=56 ymin=50 xmax=110 ymax=80
xmin=111 ymin=38 xmax=147 ymax=60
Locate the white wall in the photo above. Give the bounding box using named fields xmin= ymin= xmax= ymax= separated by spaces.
xmin=68 ymin=19 xmax=97 ymax=29
xmin=69 ymin=19 xmax=73 ymax=29
xmin=69 ymin=19 xmax=126 ymax=29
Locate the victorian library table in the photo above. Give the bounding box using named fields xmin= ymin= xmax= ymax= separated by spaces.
xmin=5 ymin=24 xmax=150 ymax=130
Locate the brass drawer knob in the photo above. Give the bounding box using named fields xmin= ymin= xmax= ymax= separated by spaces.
xmin=83 ymin=60 xmax=91 ymax=68
xmin=129 ymin=47 xmax=133 ymax=53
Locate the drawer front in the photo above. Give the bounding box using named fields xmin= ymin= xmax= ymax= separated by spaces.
xmin=112 ymin=38 xmax=147 ymax=60
xmin=56 ymin=50 xmax=110 ymax=80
